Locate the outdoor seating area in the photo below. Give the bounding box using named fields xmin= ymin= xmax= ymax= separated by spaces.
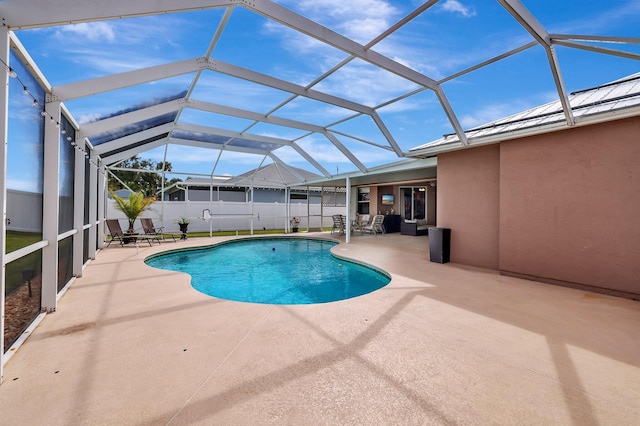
xmin=400 ymin=219 xmax=431 ymax=236
xmin=331 ymin=214 xmax=388 ymax=236
xmin=140 ymin=218 xmax=181 ymax=243
xmin=105 ymin=219 xmax=160 ymax=247
xmin=361 ymin=214 xmax=385 ymax=236
xmin=1 ymin=232 xmax=638 ymax=424
xmin=331 ymin=214 xmax=346 ymax=236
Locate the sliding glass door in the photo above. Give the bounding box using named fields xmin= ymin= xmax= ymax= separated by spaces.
xmin=401 ymin=187 xmax=426 ymax=220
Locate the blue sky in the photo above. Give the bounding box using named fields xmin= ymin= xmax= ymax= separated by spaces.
xmin=10 ymin=0 xmax=640 ymax=182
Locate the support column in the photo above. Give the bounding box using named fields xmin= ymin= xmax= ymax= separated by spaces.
xmin=306 ymin=186 xmax=310 ymax=231
xmin=285 ymin=187 xmax=290 ymax=233
xmin=0 ymin=26 xmax=10 ymax=383
xmin=96 ymin=159 xmax=105 ymax=249
xmin=41 ymin=101 xmax=61 ymax=312
xmin=345 ymin=177 xmax=351 ymax=244
xmin=72 ymin=138 xmax=85 ymax=276
xmin=250 ymin=186 xmax=254 ymax=235
xmin=87 ymin=149 xmax=97 ymax=260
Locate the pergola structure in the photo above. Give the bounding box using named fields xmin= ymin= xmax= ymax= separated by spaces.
xmin=0 ymin=0 xmax=638 ymax=379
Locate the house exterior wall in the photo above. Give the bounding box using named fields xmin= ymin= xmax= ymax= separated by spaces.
xmin=373 ymin=183 xmax=437 ymax=223
xmin=188 ymin=188 xmax=246 ymax=202
xmin=437 ymin=116 xmax=640 ymax=298
xmin=253 ymin=189 xmax=286 ymax=203
xmin=378 ymin=185 xmax=397 ymax=215
xmin=499 ymin=116 xmax=640 ymax=297
xmin=437 ymin=144 xmax=500 ymax=270
xmin=427 ymin=184 xmax=436 ymax=225
xmin=369 ymin=186 xmax=379 ymax=217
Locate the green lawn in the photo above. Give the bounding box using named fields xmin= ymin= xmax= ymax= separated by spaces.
xmin=6 ymin=231 xmax=42 ymax=253
xmin=5 ymin=231 xmax=43 ymax=295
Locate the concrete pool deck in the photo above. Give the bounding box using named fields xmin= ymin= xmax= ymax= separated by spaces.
xmin=1 ymin=232 xmax=639 ymax=425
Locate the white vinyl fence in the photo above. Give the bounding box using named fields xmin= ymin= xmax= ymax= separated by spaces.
xmin=6 ymin=189 xmax=43 ymax=233
xmin=106 ymin=200 xmax=347 ymax=234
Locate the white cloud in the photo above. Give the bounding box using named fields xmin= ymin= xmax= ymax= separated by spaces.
xmin=311 ymin=58 xmax=420 ymax=107
xmin=272 ymin=0 xmax=480 ymax=82
xmin=279 ymin=134 xmax=391 ymax=169
xmin=341 ymin=16 xmax=393 ymax=43
xmin=261 ymin=20 xmax=348 ymax=74
xmin=266 ymin=1 xmax=451 ymax=95
xmin=45 ymin=16 xmax=194 ymax=80
xmin=376 ymin=96 xmax=431 ymax=114
xmin=166 ymin=146 xmax=261 ymax=167
xmin=55 ymin=22 xmax=116 ymax=42
xmin=280 ymin=0 xmax=400 ymax=43
xmin=440 ymin=0 xmax=476 ymax=18
xmin=460 ymin=104 xmax=513 ymax=129
xmin=62 ymin=47 xmax=161 ymax=74
xmin=77 ymin=112 xmax=103 ymax=125
xmin=277 ymin=136 xmax=347 ymax=165
xmin=459 ymin=91 xmax=557 ymax=128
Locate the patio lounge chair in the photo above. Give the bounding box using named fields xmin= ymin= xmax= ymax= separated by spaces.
xmin=353 ymin=214 xmax=370 ymax=234
xmin=331 ymin=214 xmax=345 ymax=235
xmin=362 ymin=214 xmax=385 ymax=236
xmin=140 ymin=218 xmax=181 ymax=242
xmin=105 ymin=219 xmax=159 ymax=247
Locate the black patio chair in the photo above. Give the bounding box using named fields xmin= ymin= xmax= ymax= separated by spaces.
xmin=140 ymin=218 xmax=181 ymax=242
xmin=105 ymin=219 xmax=159 ymax=247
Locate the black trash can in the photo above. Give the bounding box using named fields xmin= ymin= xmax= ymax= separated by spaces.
xmin=429 ymin=228 xmax=451 ymax=263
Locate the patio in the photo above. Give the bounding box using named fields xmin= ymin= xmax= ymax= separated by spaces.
xmin=0 ymin=232 xmax=638 ymax=425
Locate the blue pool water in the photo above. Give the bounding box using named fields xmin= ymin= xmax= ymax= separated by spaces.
xmin=145 ymin=238 xmax=390 ymax=304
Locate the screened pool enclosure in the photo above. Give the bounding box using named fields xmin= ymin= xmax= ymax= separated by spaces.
xmin=1 ymin=0 xmax=638 ymax=381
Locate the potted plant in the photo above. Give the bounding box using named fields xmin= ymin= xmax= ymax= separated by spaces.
xmin=290 ymin=216 xmax=300 ymax=233
xmin=177 ymin=217 xmax=190 ymax=239
xmin=110 ymin=190 xmax=155 ymax=236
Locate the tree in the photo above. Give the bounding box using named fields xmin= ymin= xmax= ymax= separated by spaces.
xmin=110 ymin=190 xmax=155 ymax=233
xmin=108 ymin=156 xmax=181 ymax=197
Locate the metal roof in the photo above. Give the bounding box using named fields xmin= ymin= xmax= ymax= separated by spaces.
xmin=178 ymin=163 xmax=322 ymax=189
xmin=408 ymin=73 xmax=640 ymax=156
xmin=1 ymin=0 xmax=639 ymax=186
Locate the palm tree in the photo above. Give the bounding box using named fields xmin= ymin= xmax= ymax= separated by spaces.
xmin=110 ymin=191 xmax=155 ymax=233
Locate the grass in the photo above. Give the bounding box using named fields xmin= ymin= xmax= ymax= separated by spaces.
xmin=6 ymin=231 xmax=42 ymax=253
xmin=5 ymin=231 xmax=43 ymax=295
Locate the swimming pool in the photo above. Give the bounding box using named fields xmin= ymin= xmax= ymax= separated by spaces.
xmin=145 ymin=237 xmax=390 ymax=304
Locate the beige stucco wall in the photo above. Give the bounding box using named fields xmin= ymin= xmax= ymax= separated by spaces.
xmin=437 ymin=144 xmax=500 ymax=269
xmin=499 ymin=116 xmax=640 ymax=296
xmin=437 ymin=116 xmax=640 ymax=298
